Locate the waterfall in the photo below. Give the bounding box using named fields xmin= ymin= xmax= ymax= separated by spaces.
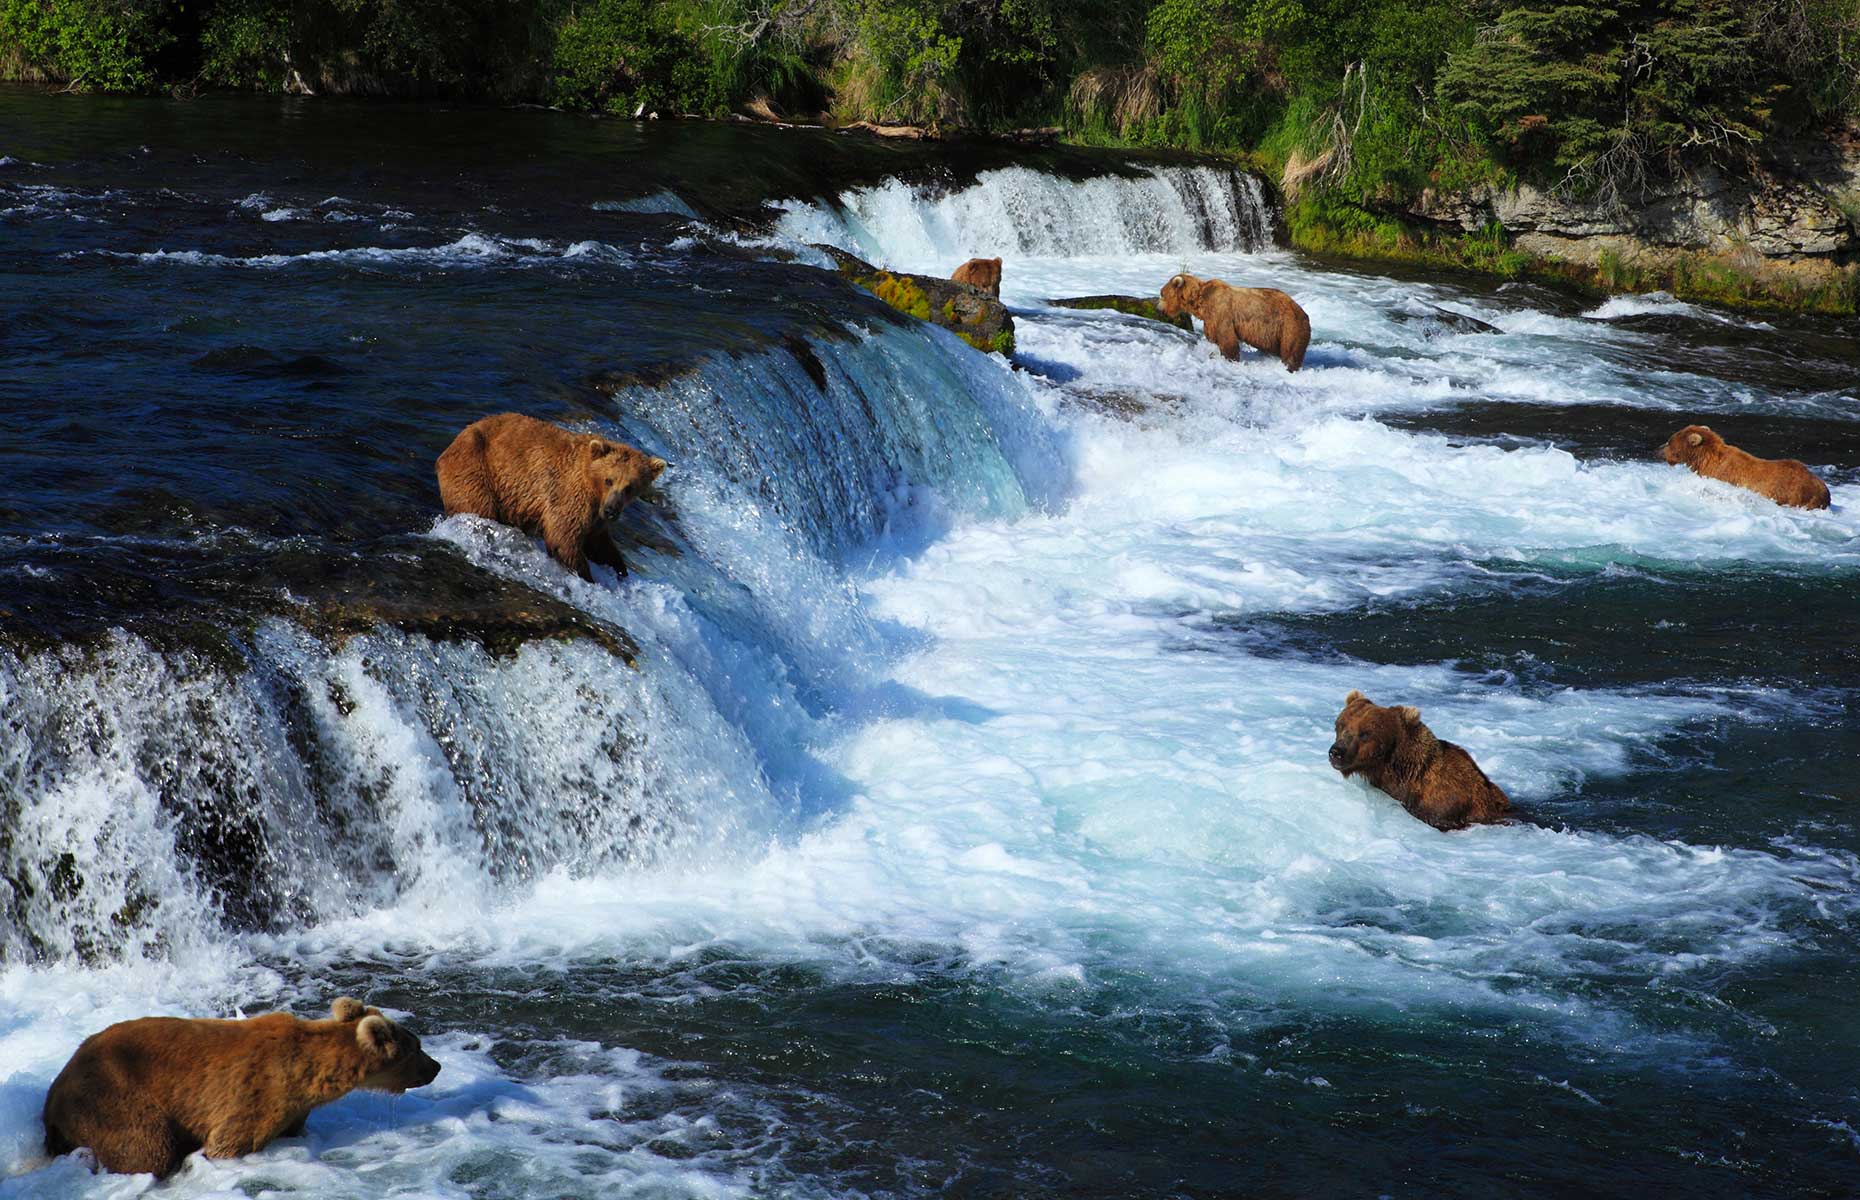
xmin=772 ymin=164 xmax=1275 ymax=270
xmin=0 ymin=319 xmax=1063 ymax=965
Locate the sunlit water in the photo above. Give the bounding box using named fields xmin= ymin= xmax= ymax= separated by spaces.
xmin=2 ymin=93 xmax=1858 ymax=1198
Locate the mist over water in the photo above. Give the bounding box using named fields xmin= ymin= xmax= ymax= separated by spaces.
xmin=2 ymin=93 xmax=1858 ymax=1198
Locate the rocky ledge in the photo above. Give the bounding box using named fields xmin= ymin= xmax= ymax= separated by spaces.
xmin=1405 ymin=131 xmax=1860 ymax=309
xmin=814 ymin=245 xmax=1015 ymax=354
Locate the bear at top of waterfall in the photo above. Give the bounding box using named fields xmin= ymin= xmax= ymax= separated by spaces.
xmin=1660 ymin=424 xmax=1831 ymax=510
xmin=1328 ymin=690 xmax=1510 ymax=831
xmin=436 ymin=412 xmax=667 ymax=580
xmin=42 ymin=998 xmax=441 ymax=1178
xmin=1158 ymin=272 xmax=1310 ymax=372
xmin=951 ymin=256 xmax=1003 ymax=297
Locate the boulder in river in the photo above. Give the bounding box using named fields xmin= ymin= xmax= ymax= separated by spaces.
xmin=814 ymin=245 xmax=1014 ymax=355
xmin=1388 ymin=300 xmax=1501 ymax=337
xmin=1046 ymin=294 xmax=1193 ymax=331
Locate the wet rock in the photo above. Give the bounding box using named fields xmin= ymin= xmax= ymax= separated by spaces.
xmin=0 ymin=537 xmax=638 ymax=665
xmin=813 ymin=244 xmax=1015 ymax=355
xmin=1046 ymin=295 xmax=1193 ymax=330
xmin=1388 ymin=300 xmax=1500 ymax=337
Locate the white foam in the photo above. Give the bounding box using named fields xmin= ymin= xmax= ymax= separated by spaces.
xmin=90 ymin=234 xmax=607 ymax=270
xmin=1585 ymin=291 xmax=1773 ymax=329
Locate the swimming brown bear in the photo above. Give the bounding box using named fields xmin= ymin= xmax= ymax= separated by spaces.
xmin=42 ymin=998 xmax=440 ymax=1178
xmin=1329 ymin=690 xmax=1510 ymax=831
xmin=437 ymin=412 xmax=667 ymax=579
xmin=951 ymin=256 xmax=1003 ymax=297
xmin=1660 ymin=424 xmax=1831 ymax=509
xmin=1158 ymin=272 xmax=1310 ymax=371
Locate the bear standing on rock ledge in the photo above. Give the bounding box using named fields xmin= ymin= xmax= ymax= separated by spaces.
xmin=1660 ymin=424 xmax=1831 ymax=509
xmin=438 ymin=412 xmax=667 ymax=580
xmin=951 ymin=256 xmax=1003 ymax=297
xmin=42 ymin=998 xmax=440 ymax=1178
xmin=1158 ymin=272 xmax=1311 ymax=371
xmin=1329 ymin=690 xmax=1510 ymax=831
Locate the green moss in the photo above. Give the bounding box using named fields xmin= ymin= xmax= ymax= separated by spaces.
xmin=870 ymin=272 xmax=932 ymax=320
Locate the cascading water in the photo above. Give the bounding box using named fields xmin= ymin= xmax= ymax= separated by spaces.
xmin=0 ymin=321 xmax=1061 ymax=969
xmin=773 ymin=164 xmax=1274 ymax=269
xmin=3 ymin=97 xmax=1859 ymax=1198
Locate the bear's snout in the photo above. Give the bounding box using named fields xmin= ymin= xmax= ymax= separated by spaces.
xmin=414 ymin=1052 xmax=441 ymax=1087
xmin=1327 ymin=741 xmax=1350 ymax=770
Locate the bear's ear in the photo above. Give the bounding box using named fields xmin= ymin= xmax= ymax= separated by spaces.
xmin=357 ymin=1014 xmax=398 ymax=1056
xmin=588 ymin=440 xmax=613 ymax=459
xmin=332 ymin=997 xmax=366 ymax=1022
xmin=1395 ymin=705 xmax=1422 ymax=725
xmin=1686 ymin=431 xmax=1704 ymax=447
xmin=645 ymin=456 xmax=668 ymax=479
xmin=1344 ymin=689 xmax=1365 ymax=706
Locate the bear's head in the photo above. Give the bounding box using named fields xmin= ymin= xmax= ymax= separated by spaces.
xmin=973 ymin=257 xmax=1003 ymax=286
xmin=584 ymin=438 xmax=668 ymax=521
xmin=1328 ymin=690 xmax=1420 ymax=777
xmin=1158 ymin=273 xmax=1206 ymax=318
xmin=331 ymin=997 xmax=441 ymax=1094
xmin=1661 ymin=424 xmax=1722 ymax=465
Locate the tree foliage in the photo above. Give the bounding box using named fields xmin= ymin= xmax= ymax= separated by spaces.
xmin=3 ymin=0 xmax=1856 ymax=208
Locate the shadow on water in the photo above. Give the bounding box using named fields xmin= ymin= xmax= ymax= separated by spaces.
xmin=309 ymin=944 xmax=1860 ymax=1200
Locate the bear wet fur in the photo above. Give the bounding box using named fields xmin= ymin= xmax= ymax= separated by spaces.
xmin=437 ymin=412 xmax=667 ymax=580
xmin=1660 ymin=424 xmax=1831 ymax=509
xmin=950 ymin=256 xmax=1003 ymax=297
xmin=1329 ymin=690 xmax=1509 ymax=831
xmin=42 ymin=998 xmax=440 ymax=1178
xmin=1157 ymin=272 xmax=1311 ymax=371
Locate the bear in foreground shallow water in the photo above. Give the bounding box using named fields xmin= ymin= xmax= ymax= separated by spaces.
xmin=437 ymin=412 xmax=667 ymax=579
xmin=43 ymin=998 xmax=440 ymax=1178
xmin=1158 ymin=272 xmax=1310 ymax=371
xmin=951 ymin=256 xmax=1003 ymax=297
xmin=1329 ymin=690 xmax=1510 ymax=831
xmin=1660 ymin=424 xmax=1831 ymax=509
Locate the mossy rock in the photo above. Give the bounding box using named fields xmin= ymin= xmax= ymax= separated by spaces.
xmin=814 ymin=244 xmax=1015 ymax=355
xmin=1047 ymin=295 xmax=1193 ymax=331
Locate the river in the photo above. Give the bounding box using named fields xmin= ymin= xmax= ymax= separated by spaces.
xmin=2 ymin=90 xmax=1858 ymax=1198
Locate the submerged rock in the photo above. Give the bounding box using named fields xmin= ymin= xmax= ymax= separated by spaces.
xmin=1388 ymin=300 xmax=1500 ymax=337
xmin=1046 ymin=294 xmax=1193 ymax=330
xmin=813 ymin=244 xmax=1015 ymax=355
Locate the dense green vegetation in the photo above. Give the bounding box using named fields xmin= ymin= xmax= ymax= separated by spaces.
xmin=4 ymin=0 xmax=1857 ymax=306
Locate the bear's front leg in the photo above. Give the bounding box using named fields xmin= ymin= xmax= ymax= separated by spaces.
xmin=543 ymin=514 xmax=593 ymax=580
xmin=1213 ymin=325 xmax=1244 ymax=361
xmin=584 ymin=527 xmax=629 ymax=578
xmin=202 ymin=1120 xmax=270 ymax=1161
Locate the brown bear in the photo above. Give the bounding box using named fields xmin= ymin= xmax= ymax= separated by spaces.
xmin=1158 ymin=273 xmax=1311 ymax=371
xmin=1329 ymin=690 xmax=1510 ymax=831
xmin=1660 ymin=424 xmax=1831 ymax=509
xmin=436 ymin=412 xmax=667 ymax=579
xmin=42 ymin=997 xmax=440 ymax=1178
xmin=951 ymin=256 xmax=1003 ymax=297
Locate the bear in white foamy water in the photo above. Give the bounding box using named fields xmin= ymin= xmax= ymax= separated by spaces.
xmin=1660 ymin=424 xmax=1831 ymax=509
xmin=43 ymin=998 xmax=439 ymax=1178
xmin=1158 ymin=273 xmax=1310 ymax=371
xmin=1329 ymin=691 xmax=1510 ymax=831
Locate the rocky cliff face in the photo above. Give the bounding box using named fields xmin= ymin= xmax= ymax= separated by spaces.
xmin=1405 ymin=130 xmax=1859 ymax=306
